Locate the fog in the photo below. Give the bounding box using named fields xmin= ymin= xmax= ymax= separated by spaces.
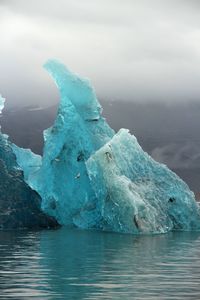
xmin=1 ymin=0 xmax=200 ymax=106
xmin=1 ymin=1 xmax=200 ymax=191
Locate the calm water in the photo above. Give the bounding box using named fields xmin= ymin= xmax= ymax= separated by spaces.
xmin=0 ymin=228 xmax=200 ymax=299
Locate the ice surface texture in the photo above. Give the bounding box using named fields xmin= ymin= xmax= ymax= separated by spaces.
xmin=2 ymin=61 xmax=200 ymax=234
xmin=17 ymin=60 xmax=115 ymax=228
xmin=87 ymin=129 xmax=200 ymax=233
xmin=0 ymin=95 xmax=58 ymax=229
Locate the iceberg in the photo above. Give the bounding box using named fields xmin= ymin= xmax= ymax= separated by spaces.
xmin=16 ymin=60 xmax=114 ymax=228
xmin=0 ymin=95 xmax=58 ymax=229
xmin=87 ymin=129 xmax=200 ymax=233
xmin=1 ymin=60 xmax=200 ymax=234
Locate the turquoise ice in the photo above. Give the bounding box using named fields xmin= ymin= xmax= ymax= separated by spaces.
xmin=3 ymin=60 xmax=200 ymax=234
xmin=16 ymin=60 xmax=115 ymax=227
xmin=0 ymin=95 xmax=58 ymax=229
xmin=87 ymin=129 xmax=200 ymax=233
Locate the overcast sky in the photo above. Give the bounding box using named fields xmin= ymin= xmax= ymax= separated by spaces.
xmin=1 ymin=0 xmax=200 ymax=107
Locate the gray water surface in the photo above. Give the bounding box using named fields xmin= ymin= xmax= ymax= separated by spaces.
xmin=0 ymin=228 xmax=200 ymax=299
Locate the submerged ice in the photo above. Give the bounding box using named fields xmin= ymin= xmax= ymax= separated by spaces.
xmin=1 ymin=60 xmax=200 ymax=233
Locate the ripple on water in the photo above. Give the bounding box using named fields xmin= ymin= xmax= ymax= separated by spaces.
xmin=0 ymin=229 xmax=200 ymax=299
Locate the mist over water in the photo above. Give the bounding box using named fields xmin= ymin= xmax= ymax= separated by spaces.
xmin=1 ymin=100 xmax=200 ymax=193
xmin=1 ymin=1 xmax=200 ymax=195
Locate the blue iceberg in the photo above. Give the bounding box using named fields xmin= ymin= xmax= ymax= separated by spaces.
xmin=2 ymin=60 xmax=200 ymax=234
xmin=87 ymin=129 xmax=200 ymax=233
xmin=14 ymin=60 xmax=115 ymax=228
xmin=0 ymin=95 xmax=58 ymax=229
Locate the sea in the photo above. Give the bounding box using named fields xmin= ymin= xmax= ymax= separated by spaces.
xmin=0 ymin=228 xmax=200 ymax=299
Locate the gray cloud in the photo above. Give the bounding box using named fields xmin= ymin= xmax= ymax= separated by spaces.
xmin=1 ymin=0 xmax=200 ymax=107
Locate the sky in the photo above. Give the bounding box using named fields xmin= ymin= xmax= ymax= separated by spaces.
xmin=0 ymin=0 xmax=200 ymax=190
xmin=1 ymin=0 xmax=200 ymax=107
